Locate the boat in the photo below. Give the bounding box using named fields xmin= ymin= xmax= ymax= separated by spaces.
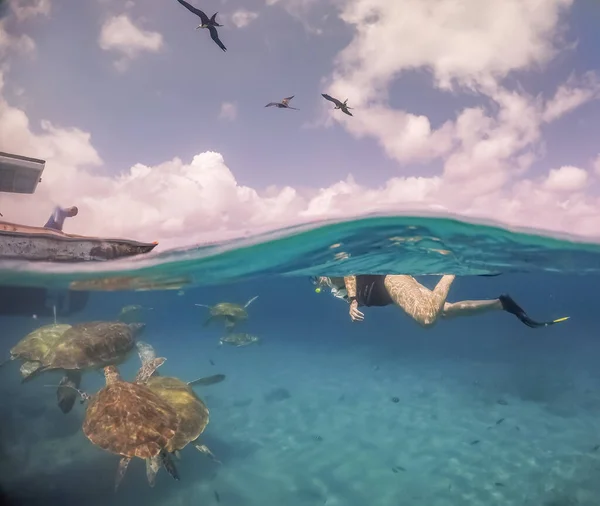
xmin=0 ymin=221 xmax=158 ymax=262
xmin=0 ymin=151 xmax=158 ymax=262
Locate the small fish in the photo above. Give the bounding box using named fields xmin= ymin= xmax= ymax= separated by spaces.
xmin=496 ymin=418 xmax=505 ymax=425
xmin=495 ymin=482 xmax=504 ymax=487
xmin=214 ymin=491 xmax=220 ymax=503
xmin=209 ymin=359 xmax=215 ymax=366
xmin=497 ymin=399 xmax=508 ymax=405
xmin=314 ymin=435 xmax=323 ymax=441
xmin=391 ymin=466 xmax=406 ymax=473
xmin=591 ymin=444 xmax=600 ymax=452
xmin=470 ymin=440 xmax=480 ymax=445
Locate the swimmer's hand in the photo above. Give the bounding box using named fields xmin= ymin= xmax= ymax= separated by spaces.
xmin=349 ymin=299 xmax=364 ymax=322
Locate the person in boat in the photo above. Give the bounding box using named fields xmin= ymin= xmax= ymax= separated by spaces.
xmin=43 ymin=205 xmax=78 ymax=231
xmin=311 ymin=275 xmax=569 ymax=328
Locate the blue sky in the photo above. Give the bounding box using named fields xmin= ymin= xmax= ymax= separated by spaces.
xmin=2 ymin=0 xmax=600 ymax=247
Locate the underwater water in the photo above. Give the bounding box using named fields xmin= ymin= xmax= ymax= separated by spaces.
xmin=1 ymin=215 xmax=600 ymax=506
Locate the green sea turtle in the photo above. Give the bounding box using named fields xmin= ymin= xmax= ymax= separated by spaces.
xmin=117 ymin=304 xmax=153 ymax=324
xmin=80 ymin=359 xmax=180 ymax=490
xmin=136 ymin=342 xmax=224 ymax=485
xmin=26 ymin=321 xmax=146 ymax=414
xmin=195 ymin=295 xmax=258 ymax=330
xmin=219 ymin=332 xmax=260 ymax=347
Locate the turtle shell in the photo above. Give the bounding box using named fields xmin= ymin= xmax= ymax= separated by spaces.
xmin=211 ymin=303 xmax=247 ymax=319
xmin=146 ymin=376 xmax=209 ymax=452
xmin=10 ymin=324 xmax=72 ymax=362
xmin=43 ymin=321 xmax=136 ymax=370
xmin=82 ymin=381 xmax=179 ymax=459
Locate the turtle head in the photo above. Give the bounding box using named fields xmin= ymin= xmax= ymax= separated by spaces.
xmin=104 ymin=365 xmax=121 ymax=385
xmin=128 ymin=322 xmax=146 ymax=338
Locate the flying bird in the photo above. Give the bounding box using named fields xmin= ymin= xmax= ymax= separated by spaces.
xmin=265 ymin=96 xmax=299 ymax=110
xmin=176 ymin=0 xmax=227 ymax=52
xmin=321 ymin=93 xmax=353 ymax=116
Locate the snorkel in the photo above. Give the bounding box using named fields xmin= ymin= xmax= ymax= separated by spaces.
xmin=310 ymin=276 xmax=348 ymax=300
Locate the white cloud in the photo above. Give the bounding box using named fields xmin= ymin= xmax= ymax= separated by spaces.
xmin=231 ymin=9 xmax=259 ymax=28
xmin=10 ymin=0 xmax=50 ymax=21
xmin=0 ymin=19 xmax=36 ymax=57
xmin=218 ymin=102 xmax=237 ymax=121
xmin=593 ymin=154 xmax=600 ymax=175
xmin=317 ymin=0 xmax=588 ymax=173
xmin=542 ymin=72 xmax=600 ymax=122
xmin=98 ymin=14 xmax=163 ymax=71
xmin=543 ymin=166 xmax=588 ymax=192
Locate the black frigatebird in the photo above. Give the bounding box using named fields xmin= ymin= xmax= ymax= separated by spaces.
xmin=265 ymin=96 xmax=299 ymax=110
xmin=175 ymin=0 xmax=227 ymax=52
xmin=321 ymin=93 xmax=353 ymax=116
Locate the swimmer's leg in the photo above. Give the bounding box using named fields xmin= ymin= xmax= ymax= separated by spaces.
xmin=383 ymin=274 xmax=455 ymax=328
xmin=443 ymin=294 xmax=569 ymax=328
xmin=441 ymin=299 xmax=502 ymax=319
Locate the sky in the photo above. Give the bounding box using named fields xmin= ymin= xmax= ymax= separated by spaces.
xmin=1 ymin=0 xmax=600 ymax=249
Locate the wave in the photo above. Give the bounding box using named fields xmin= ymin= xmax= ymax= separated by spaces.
xmin=2 ymin=212 xmax=600 ymax=291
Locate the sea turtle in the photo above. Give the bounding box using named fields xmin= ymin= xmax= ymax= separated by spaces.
xmin=136 ymin=342 xmax=224 ymax=485
xmin=80 ymin=359 xmax=180 ymax=490
xmin=219 ymin=332 xmax=260 ymax=347
xmin=117 ymin=304 xmax=153 ymax=324
xmin=25 ymin=321 xmax=146 ymax=414
xmin=195 ymin=295 xmax=259 ymax=330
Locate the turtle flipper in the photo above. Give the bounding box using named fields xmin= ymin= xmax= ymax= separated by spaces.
xmin=195 ymin=444 xmax=221 ymax=464
xmin=57 ymin=370 xmax=82 ymax=414
xmin=160 ymin=450 xmax=179 ymax=481
xmin=134 ymin=357 xmax=166 ymax=384
xmin=136 ymin=341 xmax=157 ymax=366
xmin=0 ymin=357 xmax=10 ymax=368
xmin=20 ymin=361 xmax=43 ymax=382
xmin=146 ymin=456 xmax=160 ymax=487
xmin=115 ymin=456 xmax=131 ymax=491
xmin=243 ymin=295 xmax=259 ymax=308
xmin=188 ymin=374 xmax=226 ymax=387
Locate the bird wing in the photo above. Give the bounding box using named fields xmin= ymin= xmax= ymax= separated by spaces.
xmin=208 ymin=26 xmax=227 ymax=51
xmin=321 ymin=93 xmax=342 ymax=107
xmin=281 ymin=95 xmax=294 ymax=105
xmin=176 ymin=0 xmax=210 ymax=24
xmin=265 ymin=102 xmax=278 ymax=107
xmin=209 ymin=12 xmax=220 ymax=24
xmin=342 ymin=108 xmax=353 ymax=116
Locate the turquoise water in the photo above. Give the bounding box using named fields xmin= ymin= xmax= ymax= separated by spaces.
xmin=2 ymin=214 xmax=600 ymax=289
xmin=1 ymin=215 xmax=600 ymax=506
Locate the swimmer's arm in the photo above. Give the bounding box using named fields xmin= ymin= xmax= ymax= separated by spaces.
xmin=344 ymin=276 xmax=357 ymax=298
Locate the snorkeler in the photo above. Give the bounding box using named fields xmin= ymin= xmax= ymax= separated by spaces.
xmin=43 ymin=205 xmax=78 ymax=232
xmin=311 ymin=275 xmax=569 ymax=329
